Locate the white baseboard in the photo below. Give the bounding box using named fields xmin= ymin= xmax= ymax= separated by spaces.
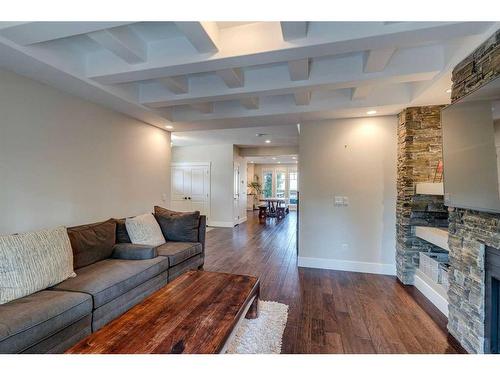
xmin=414 ymin=272 xmax=449 ymax=317
xmin=297 ymin=256 xmax=396 ymax=276
xmin=236 ymin=216 xmax=247 ymax=225
xmin=208 ymin=221 xmax=234 ymax=228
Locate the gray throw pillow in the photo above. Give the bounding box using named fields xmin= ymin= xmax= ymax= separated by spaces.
xmin=154 ymin=206 xmax=200 ymax=243
xmin=67 ymin=219 xmax=116 ymax=269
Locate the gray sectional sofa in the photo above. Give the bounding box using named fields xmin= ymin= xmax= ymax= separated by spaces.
xmin=0 ymin=210 xmax=206 ymax=353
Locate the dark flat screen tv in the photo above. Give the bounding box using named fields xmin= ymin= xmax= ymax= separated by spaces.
xmin=442 ymin=77 xmax=500 ymax=213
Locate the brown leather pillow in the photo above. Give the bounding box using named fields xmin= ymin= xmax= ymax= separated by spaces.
xmin=67 ymin=219 xmax=116 ymax=269
xmin=154 ymin=206 xmax=200 ymax=243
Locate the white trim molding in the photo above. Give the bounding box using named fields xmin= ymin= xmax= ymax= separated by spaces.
xmin=208 ymin=221 xmax=234 ymax=228
xmin=235 ymin=216 xmax=247 ymax=225
xmin=414 ymin=270 xmax=449 ymax=317
xmin=297 ymin=256 xmax=396 ymax=276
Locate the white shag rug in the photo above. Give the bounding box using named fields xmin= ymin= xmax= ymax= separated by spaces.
xmin=226 ymin=300 xmax=289 ymax=354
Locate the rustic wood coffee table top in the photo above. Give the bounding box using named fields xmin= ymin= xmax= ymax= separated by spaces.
xmin=66 ymin=270 xmax=260 ymax=354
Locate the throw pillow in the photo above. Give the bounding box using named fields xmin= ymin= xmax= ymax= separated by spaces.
xmin=0 ymin=226 xmax=76 ymax=305
xmin=154 ymin=206 xmax=200 ymax=243
xmin=114 ymin=218 xmax=132 ymax=244
xmin=125 ymin=213 xmax=166 ymax=247
xmin=67 ymin=219 xmax=117 ymax=269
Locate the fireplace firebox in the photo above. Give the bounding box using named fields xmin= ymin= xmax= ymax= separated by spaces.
xmin=485 ymin=246 xmax=500 ymax=354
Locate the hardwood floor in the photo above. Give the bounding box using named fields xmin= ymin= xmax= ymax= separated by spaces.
xmin=204 ymin=211 xmax=463 ymax=354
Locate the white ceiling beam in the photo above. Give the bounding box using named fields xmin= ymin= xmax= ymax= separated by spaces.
xmin=158 ymin=76 xmax=189 ymax=94
xmin=288 ymin=58 xmax=310 ymax=81
xmin=142 ymin=45 xmax=443 ymax=108
xmin=240 ymin=97 xmax=259 ymax=110
xmin=88 ymin=26 xmax=147 ymax=64
xmin=174 ymin=22 xmax=219 ymax=53
xmin=89 ymin=22 xmax=491 ymax=85
xmin=190 ymin=102 xmax=214 ymax=113
xmin=280 ymin=22 xmax=308 ymax=41
xmin=351 ymin=85 xmax=373 ymax=100
xmin=170 ymin=84 xmax=412 ymax=124
xmin=0 ymin=22 xmax=134 ymax=45
xmin=363 ymin=48 xmax=396 ymax=73
xmin=216 ymin=68 xmax=244 ymax=88
xmin=294 ymin=92 xmax=311 ymax=106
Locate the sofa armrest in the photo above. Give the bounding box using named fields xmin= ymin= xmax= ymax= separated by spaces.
xmin=111 ymin=243 xmax=157 ymax=260
xmin=198 ymin=215 xmax=207 ymax=252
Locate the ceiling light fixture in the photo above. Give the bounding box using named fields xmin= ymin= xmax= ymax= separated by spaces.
xmin=366 ymin=110 xmax=377 ymax=115
xmin=445 ymin=88 xmax=452 ymax=94
xmin=165 ymin=125 xmax=173 ymax=129
xmin=292 ymin=156 xmax=297 ymax=160
xmin=265 ymin=139 xmax=271 ymax=143
xmin=272 ymin=157 xmax=276 ymax=160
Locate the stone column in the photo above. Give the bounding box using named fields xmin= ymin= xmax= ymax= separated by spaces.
xmin=396 ymin=106 xmax=447 ymax=284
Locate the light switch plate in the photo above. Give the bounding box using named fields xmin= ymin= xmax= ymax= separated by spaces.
xmin=334 ymin=196 xmax=344 ymax=206
xmin=343 ymin=196 xmax=349 ymax=206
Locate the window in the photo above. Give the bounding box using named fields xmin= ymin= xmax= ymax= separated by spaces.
xmin=289 ymin=171 xmax=298 ymax=205
xmin=260 ymin=166 xmax=298 ymax=207
xmin=276 ymin=170 xmax=286 ymax=198
xmin=262 ymin=170 xmax=273 ymax=198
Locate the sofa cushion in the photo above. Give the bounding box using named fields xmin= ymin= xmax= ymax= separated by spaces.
xmin=126 ymin=213 xmax=166 ymax=247
xmin=115 ymin=218 xmax=131 ymax=244
xmin=67 ymin=219 xmax=117 ymax=269
xmin=0 ymin=290 xmax=92 ymax=353
xmin=154 ymin=206 xmax=200 ymax=243
xmin=0 ymin=226 xmax=76 ymax=305
xmin=51 ymin=257 xmax=169 ymax=309
xmin=156 ymin=242 xmax=202 ymax=267
xmin=112 ymin=243 xmax=157 ymax=260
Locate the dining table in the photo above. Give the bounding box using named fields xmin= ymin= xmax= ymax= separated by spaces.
xmin=259 ymin=197 xmax=286 ymax=217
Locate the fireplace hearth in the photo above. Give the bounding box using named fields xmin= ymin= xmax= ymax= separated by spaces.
xmin=486 ymin=246 xmax=500 ymax=354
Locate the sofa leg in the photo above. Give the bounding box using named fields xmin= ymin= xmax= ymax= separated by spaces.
xmin=198 ymin=264 xmax=204 ymax=270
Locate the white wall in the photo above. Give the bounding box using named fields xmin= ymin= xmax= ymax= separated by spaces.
xmin=0 ymin=69 xmax=171 ymax=234
xmin=172 ymin=144 xmax=234 ymax=226
xmin=298 ymin=116 xmax=397 ymax=275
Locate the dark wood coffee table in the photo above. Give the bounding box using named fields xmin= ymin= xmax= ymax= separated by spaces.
xmin=66 ymin=270 xmax=260 ymax=354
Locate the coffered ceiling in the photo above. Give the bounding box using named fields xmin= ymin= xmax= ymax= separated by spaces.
xmin=0 ymin=21 xmax=498 ymax=132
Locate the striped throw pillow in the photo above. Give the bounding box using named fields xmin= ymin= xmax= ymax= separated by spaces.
xmin=0 ymin=226 xmax=76 ymax=304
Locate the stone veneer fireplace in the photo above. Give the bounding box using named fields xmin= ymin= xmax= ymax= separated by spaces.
xmin=485 ymin=245 xmax=500 ymax=353
xmin=446 ymin=28 xmax=500 ymax=354
xmin=395 ymin=28 xmax=500 ymax=353
xmin=396 ymin=106 xmax=448 ymax=285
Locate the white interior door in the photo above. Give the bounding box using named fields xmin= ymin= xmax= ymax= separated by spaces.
xmin=171 ymin=167 xmax=190 ymax=211
xmin=171 ymin=163 xmax=210 ymax=219
xmin=190 ymin=166 xmax=209 ymax=217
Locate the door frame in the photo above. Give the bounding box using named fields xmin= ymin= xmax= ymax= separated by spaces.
xmin=170 ymin=162 xmax=211 ymax=222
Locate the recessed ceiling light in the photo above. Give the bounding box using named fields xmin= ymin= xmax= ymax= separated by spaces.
xmin=265 ymin=139 xmax=271 ymax=143
xmin=445 ymin=88 xmax=452 ymax=94
xmin=272 ymin=157 xmax=276 ymax=160
xmin=366 ymin=110 xmax=377 ymax=115
xmin=165 ymin=125 xmax=173 ymax=129
xmin=277 ymin=161 xmax=281 ymax=164
xmin=292 ymin=156 xmax=297 ymax=160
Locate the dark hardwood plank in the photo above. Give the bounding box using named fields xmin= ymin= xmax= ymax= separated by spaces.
xmin=204 ymin=211 xmax=463 ymax=354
